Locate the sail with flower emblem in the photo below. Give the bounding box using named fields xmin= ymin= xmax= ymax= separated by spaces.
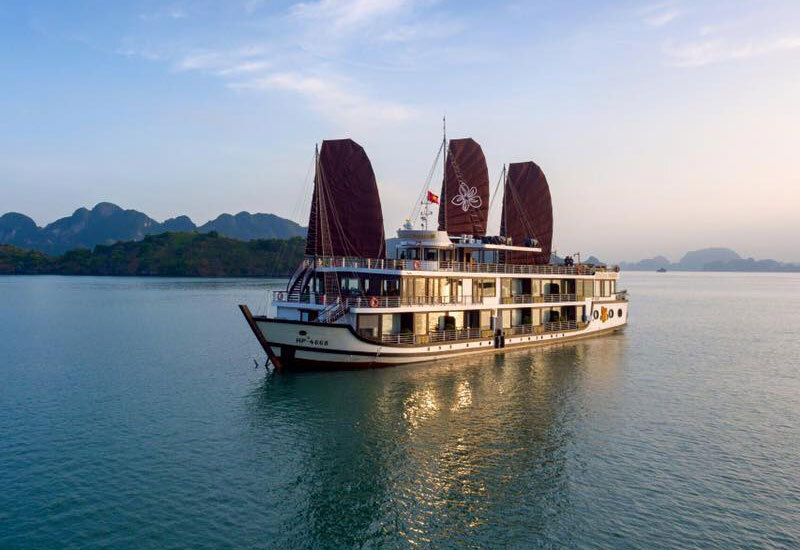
xmin=437 ymin=138 xmax=490 ymax=236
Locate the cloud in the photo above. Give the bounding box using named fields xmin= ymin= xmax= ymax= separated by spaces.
xmin=119 ymin=0 xmax=427 ymax=127
xmin=138 ymin=5 xmax=188 ymax=21
xmin=645 ymin=8 xmax=682 ymax=27
xmin=217 ymin=60 xmax=272 ymax=75
xmin=115 ymin=47 xmax=163 ymax=61
xmin=243 ymin=0 xmax=265 ymax=14
xmin=664 ymin=34 xmax=800 ymax=67
xmin=290 ymin=0 xmax=413 ymax=33
xmin=639 ymin=2 xmax=683 ymax=27
xmin=380 ymin=18 xmax=463 ymax=43
xmin=175 ymin=46 xmax=270 ymax=73
xmin=230 ymin=72 xmax=416 ymax=125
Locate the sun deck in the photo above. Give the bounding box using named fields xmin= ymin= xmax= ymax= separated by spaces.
xmin=306 ymin=255 xmax=617 ymax=276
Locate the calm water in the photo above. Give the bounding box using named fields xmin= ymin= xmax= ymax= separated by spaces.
xmin=1 ymin=273 xmax=799 ymax=549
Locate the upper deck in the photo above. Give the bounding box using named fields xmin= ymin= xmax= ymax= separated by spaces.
xmin=310 ymin=255 xmax=619 ymax=278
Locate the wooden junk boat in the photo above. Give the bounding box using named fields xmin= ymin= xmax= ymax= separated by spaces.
xmin=240 ymin=134 xmax=628 ymax=369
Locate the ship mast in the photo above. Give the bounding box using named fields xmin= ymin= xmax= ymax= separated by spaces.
xmin=441 ymin=115 xmax=446 ymax=231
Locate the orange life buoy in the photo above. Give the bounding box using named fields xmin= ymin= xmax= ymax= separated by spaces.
xmin=370 ymin=296 xmax=380 ymax=308
xmin=413 ymin=260 xmax=421 ymax=270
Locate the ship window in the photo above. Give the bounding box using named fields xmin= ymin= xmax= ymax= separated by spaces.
xmin=383 ymin=278 xmax=400 ymax=296
xmin=618 ymin=308 xmax=623 ymax=317
xmin=300 ymin=310 xmax=318 ymax=322
xmin=340 ymin=277 xmax=360 ymax=294
xmin=480 ymin=279 xmax=496 ymax=297
xmin=425 ymin=248 xmax=438 ymax=261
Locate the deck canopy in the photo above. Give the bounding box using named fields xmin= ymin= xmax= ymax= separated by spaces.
xmin=500 ymin=161 xmax=553 ymax=265
xmin=437 ymin=138 xmax=490 ymax=237
xmin=306 ymin=138 xmax=386 ymax=259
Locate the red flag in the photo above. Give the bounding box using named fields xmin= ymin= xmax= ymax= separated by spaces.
xmin=427 ymin=190 xmax=440 ymax=204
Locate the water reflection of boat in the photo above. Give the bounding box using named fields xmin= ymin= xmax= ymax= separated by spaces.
xmin=244 ymin=336 xmax=627 ymax=547
xmin=241 ymin=131 xmax=628 ymax=369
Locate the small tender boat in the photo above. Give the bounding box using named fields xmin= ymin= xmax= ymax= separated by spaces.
xmin=657 ymin=267 xmax=667 ymax=273
xmin=240 ymin=132 xmax=628 ymax=369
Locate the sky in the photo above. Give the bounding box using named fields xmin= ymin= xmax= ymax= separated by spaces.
xmin=1 ymin=0 xmax=799 ymax=263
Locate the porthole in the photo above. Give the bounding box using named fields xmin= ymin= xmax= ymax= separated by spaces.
xmin=618 ymin=308 xmax=623 ymax=318
xmin=593 ymin=310 xmax=599 ymax=320
xmin=609 ymin=310 xmax=614 ymax=319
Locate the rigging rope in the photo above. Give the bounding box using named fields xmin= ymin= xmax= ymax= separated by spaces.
xmin=408 ymin=138 xmax=445 ymax=226
xmin=505 ymin=173 xmax=540 ymax=246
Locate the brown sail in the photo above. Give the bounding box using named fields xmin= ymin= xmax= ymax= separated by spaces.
xmin=437 ymin=138 xmax=490 ymax=236
xmin=500 ymin=161 xmax=553 ymax=265
xmin=305 ymin=139 xmax=386 ymax=259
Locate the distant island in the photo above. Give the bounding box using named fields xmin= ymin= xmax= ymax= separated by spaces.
xmin=0 ymin=232 xmax=305 ymax=277
xmin=2 ymin=204 xmax=798 ymax=276
xmin=0 ymin=202 xmax=306 ymax=255
xmin=618 ymin=247 xmax=800 ymax=272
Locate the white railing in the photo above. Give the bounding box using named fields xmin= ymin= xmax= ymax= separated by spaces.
xmin=311 ymin=256 xmax=617 ymax=276
xmin=271 ymin=292 xmax=483 ymax=308
xmin=509 ymin=324 xmax=535 ymax=335
xmin=379 ymin=327 xmax=485 ymax=345
xmin=542 ymin=320 xmax=579 ymax=332
xmin=272 ymin=291 xmax=586 ymax=308
xmin=509 ymin=321 xmax=583 ymax=335
xmin=379 ymin=332 xmax=416 ymax=344
xmin=543 ymin=293 xmax=578 ymax=303
xmin=376 ymin=321 xmax=582 ymax=345
xmin=500 ymin=293 xmax=581 ymax=304
xmin=428 ymin=327 xmax=482 ymax=342
xmin=346 ymin=295 xmax=482 ymax=308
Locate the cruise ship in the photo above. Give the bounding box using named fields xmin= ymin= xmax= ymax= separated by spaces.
xmin=240 ymin=135 xmax=628 ymax=369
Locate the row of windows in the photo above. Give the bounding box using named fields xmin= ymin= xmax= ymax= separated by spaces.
xmin=316 ymin=275 xmax=615 ymax=298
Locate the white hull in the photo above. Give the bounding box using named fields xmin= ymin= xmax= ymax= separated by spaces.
xmin=247 ymin=300 xmax=628 ymax=369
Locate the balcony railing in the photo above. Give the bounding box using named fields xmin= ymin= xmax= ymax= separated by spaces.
xmin=500 ymin=293 xmax=582 ymax=304
xmin=273 ymin=290 xmax=589 ymax=308
xmin=271 ymin=292 xmax=483 ymax=308
xmin=509 ymin=321 xmax=583 ymax=335
xmin=501 ymin=294 xmax=537 ymax=304
xmin=346 ymin=295 xmax=483 ymax=309
xmin=374 ymin=321 xmax=584 ymax=345
xmin=542 ymin=320 xmax=580 ymax=332
xmin=378 ymin=327 xmax=485 ymax=345
xmin=543 ymin=293 xmax=578 ymax=303
xmin=311 ymin=256 xmax=617 ymax=276
xmin=509 ymin=324 xmax=536 ymax=335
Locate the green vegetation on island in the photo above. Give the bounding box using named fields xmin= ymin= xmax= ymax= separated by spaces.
xmin=0 ymin=202 xmax=307 ymax=255
xmin=0 ymin=232 xmax=305 ymax=277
